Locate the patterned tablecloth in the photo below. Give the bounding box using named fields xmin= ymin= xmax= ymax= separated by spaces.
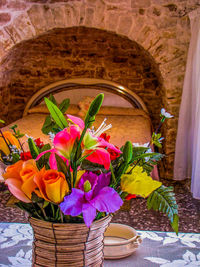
xmin=0 ymin=222 xmax=199 ymax=267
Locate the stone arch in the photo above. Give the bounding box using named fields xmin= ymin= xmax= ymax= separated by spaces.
xmin=0 ymin=26 xmax=163 ymax=124
xmin=0 ymin=1 xmax=193 ymax=178
xmin=0 ymin=3 xmax=185 ymax=84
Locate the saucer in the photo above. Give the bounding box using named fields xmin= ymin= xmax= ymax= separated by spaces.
xmin=103 ymin=223 xmax=142 ymax=259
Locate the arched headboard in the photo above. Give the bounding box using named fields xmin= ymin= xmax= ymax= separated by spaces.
xmin=23 ymin=78 xmax=148 ymax=116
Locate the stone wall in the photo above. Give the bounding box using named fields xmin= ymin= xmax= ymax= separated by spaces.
xmin=0 ymin=27 xmax=162 ymax=127
xmin=0 ymin=0 xmax=200 ymax=179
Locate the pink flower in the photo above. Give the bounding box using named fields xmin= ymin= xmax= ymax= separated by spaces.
xmin=36 ymin=125 xmax=80 ymax=169
xmin=36 ymin=115 xmax=121 ymax=170
xmin=67 ymin=115 xmax=121 ymax=169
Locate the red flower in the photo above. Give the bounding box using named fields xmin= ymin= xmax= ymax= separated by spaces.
xmin=20 ymin=151 xmax=32 ymax=161
xmin=34 ymin=138 xmax=44 ymax=149
xmin=100 ymin=133 xmax=120 ymax=161
xmin=100 ymin=133 xmax=110 ymax=142
xmin=107 ymin=148 xmax=120 ymax=161
xmin=125 ymin=194 xmax=136 ymax=200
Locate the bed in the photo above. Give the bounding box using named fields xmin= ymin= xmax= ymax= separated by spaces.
xmin=1 ymin=78 xmax=158 ymax=178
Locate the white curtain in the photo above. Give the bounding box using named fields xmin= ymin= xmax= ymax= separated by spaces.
xmin=174 ymin=8 xmax=200 ymax=199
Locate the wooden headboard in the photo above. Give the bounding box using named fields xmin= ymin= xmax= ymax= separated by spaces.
xmin=23 ymin=78 xmax=148 ymax=116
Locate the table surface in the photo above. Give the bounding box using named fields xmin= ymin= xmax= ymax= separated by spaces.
xmin=0 ymin=222 xmax=199 ymax=267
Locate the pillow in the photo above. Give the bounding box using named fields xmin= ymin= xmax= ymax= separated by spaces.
xmin=28 ymin=104 xmax=79 ymax=115
xmin=77 ymin=96 xmax=95 ymax=117
xmin=97 ymin=106 xmax=149 ymax=117
xmin=77 ymin=96 xmax=149 ymax=118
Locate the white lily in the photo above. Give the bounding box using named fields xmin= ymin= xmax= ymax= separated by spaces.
xmin=93 ymin=118 xmax=112 ymax=137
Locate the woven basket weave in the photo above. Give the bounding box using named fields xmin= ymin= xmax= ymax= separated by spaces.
xmin=29 ymin=215 xmax=112 ymax=267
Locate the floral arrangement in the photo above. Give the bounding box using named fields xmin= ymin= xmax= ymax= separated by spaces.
xmin=0 ymin=94 xmax=178 ymax=233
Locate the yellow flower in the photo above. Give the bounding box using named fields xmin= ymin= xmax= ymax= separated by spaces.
xmin=121 ymin=166 xmax=162 ymax=198
xmin=0 ymin=131 xmax=20 ymax=157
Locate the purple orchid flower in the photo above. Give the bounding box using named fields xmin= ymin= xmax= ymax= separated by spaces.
xmin=60 ymin=172 xmax=123 ymax=227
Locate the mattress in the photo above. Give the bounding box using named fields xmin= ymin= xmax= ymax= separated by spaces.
xmin=2 ymin=113 xmax=152 ymax=150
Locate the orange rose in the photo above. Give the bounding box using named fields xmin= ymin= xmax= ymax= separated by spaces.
xmin=3 ymin=159 xmax=38 ymax=203
xmin=34 ymin=169 xmax=69 ymax=204
xmin=20 ymin=160 xmax=39 ymax=199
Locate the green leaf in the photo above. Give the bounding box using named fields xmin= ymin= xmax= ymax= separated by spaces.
xmin=14 ymin=129 xmax=25 ymax=139
xmin=147 ymin=185 xmax=179 ymax=234
xmin=49 ymin=94 xmax=57 ymax=105
xmin=43 ymin=201 xmax=50 ymax=209
xmin=10 ymin=124 xmax=17 ymax=131
xmin=0 ymin=119 xmax=5 ymax=124
xmin=44 ymin=97 xmax=68 ymax=130
xmin=40 ymin=143 xmax=51 ymax=152
xmin=134 ymin=152 xmax=163 ymax=161
xmin=171 ymin=214 xmax=179 ymax=235
xmin=41 ymin=115 xmax=54 ymax=134
xmin=37 ymin=144 xmax=51 ymax=169
xmin=59 ymin=99 xmax=70 ymax=114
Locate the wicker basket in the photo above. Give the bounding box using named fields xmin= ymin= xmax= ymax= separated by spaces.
xmin=29 ymin=215 xmax=112 ymax=267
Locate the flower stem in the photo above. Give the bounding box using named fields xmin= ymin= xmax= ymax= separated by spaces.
xmin=155 ymin=121 xmax=163 ymax=134
xmin=60 ymin=209 xmax=64 ymax=223
xmin=110 ymin=162 xmax=116 ymax=184
xmin=51 ymin=203 xmax=55 ymax=218
xmin=73 ymin=125 xmax=88 ymax=186
xmin=11 ymin=127 xmax=24 ymax=152
xmin=37 ymin=203 xmax=48 ymax=221
xmin=32 ymin=203 xmax=43 ymax=220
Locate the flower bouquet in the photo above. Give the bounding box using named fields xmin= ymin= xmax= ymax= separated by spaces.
xmin=0 ymin=94 xmax=178 ymax=266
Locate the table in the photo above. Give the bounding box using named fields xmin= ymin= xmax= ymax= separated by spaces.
xmin=0 ymin=222 xmax=199 ymax=267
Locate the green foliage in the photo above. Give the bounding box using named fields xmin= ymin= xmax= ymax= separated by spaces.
xmin=44 ymin=98 xmax=68 ymax=130
xmin=9 ymin=125 xmax=24 ymax=138
xmin=151 ymin=133 xmax=163 ymax=148
xmin=11 ymin=153 xmax=20 ymax=163
xmin=42 ymin=116 xmax=56 ymax=134
xmin=37 ymin=144 xmax=51 ymax=169
xmin=49 ymin=94 xmax=57 ymax=105
xmin=81 ymin=159 xmax=105 ymax=172
xmin=55 ymin=154 xmax=71 ymax=189
xmin=132 ymin=146 xmax=148 ymax=159
xmin=59 ymin=99 xmax=70 ymax=113
xmin=42 ymin=95 xmax=69 ymax=134
xmin=14 ymin=130 xmax=25 ymax=139
xmin=28 ymin=138 xmax=39 ymax=159
xmin=0 ymin=119 xmax=5 ymax=124
xmin=133 ymin=152 xmax=163 ymax=161
xmin=147 ymin=185 xmax=179 ymax=234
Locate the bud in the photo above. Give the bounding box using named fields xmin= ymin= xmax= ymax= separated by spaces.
xmin=85 ymin=94 xmax=104 ymax=126
xmin=84 ymin=180 xmax=92 ymax=192
xmin=123 ymin=141 xmax=133 ymax=163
